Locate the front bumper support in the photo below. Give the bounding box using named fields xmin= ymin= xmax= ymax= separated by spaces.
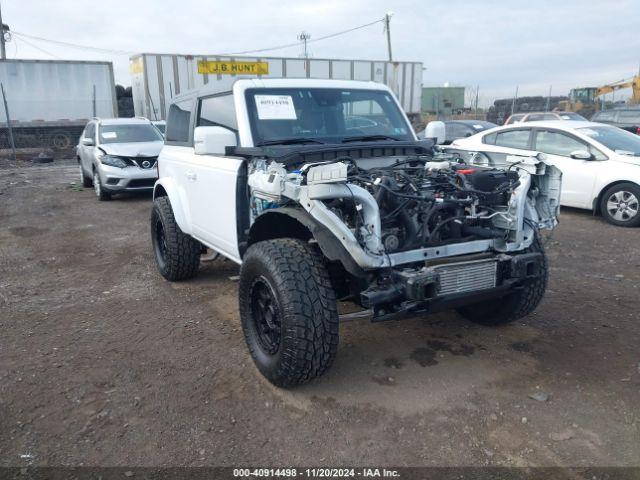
xmin=359 ymin=251 xmax=544 ymax=320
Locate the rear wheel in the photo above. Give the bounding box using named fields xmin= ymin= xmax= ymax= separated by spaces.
xmin=151 ymin=196 xmax=200 ymax=281
xmin=600 ymin=183 xmax=640 ymax=227
xmin=239 ymin=239 xmax=339 ymax=388
xmin=457 ymin=234 xmax=548 ymax=326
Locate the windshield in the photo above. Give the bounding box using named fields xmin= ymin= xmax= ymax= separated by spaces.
xmin=559 ymin=113 xmax=586 ymax=121
xmin=245 ymin=88 xmax=413 ymax=146
xmin=578 ymin=126 xmax=640 ymax=156
xmin=99 ymin=124 xmax=163 ymax=144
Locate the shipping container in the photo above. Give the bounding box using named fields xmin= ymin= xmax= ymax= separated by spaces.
xmin=130 ymin=53 xmax=423 ymax=120
xmin=0 ymin=59 xmax=117 ymax=152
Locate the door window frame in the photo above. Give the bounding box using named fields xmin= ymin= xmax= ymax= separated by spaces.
xmin=532 ymin=127 xmax=608 ymax=160
xmin=196 ymin=92 xmax=239 ymax=132
xmin=484 ymin=127 xmax=534 ymax=149
xmin=84 ymin=122 xmax=96 ymax=142
xmin=164 ymin=96 xmax=196 ymax=147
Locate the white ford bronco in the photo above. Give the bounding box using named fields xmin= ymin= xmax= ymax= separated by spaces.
xmin=151 ymin=79 xmax=561 ymax=387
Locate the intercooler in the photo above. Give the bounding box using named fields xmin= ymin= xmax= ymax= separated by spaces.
xmin=434 ymin=259 xmax=498 ymax=296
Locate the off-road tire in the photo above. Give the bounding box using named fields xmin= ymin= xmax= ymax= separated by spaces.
xmin=456 ymin=234 xmax=548 ymax=326
xmin=239 ymin=238 xmax=339 ymax=388
xmin=599 ymin=182 xmax=640 ymax=227
xmin=151 ymin=196 xmax=200 ymax=281
xmin=79 ymin=163 xmax=92 ymax=187
xmin=93 ymin=170 xmax=111 ymax=201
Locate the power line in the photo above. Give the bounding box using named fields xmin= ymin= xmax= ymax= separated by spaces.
xmin=221 ymin=17 xmax=386 ymax=55
xmin=12 ymin=16 xmax=386 ymax=58
xmin=12 ymin=31 xmax=134 ymax=55
xmin=14 ymin=34 xmax=60 ymax=59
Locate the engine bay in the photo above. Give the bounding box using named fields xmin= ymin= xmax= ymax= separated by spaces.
xmin=246 ymin=150 xmax=561 ymax=271
xmin=332 ymin=157 xmax=520 ymax=252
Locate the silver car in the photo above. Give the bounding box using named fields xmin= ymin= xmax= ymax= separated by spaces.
xmin=76 ymin=118 xmax=164 ymax=200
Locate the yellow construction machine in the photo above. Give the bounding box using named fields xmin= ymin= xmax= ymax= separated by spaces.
xmin=559 ymin=75 xmax=640 ymax=116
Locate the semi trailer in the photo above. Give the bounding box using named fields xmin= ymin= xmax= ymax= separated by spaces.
xmin=0 ymin=59 xmax=117 ymax=152
xmin=130 ymin=53 xmax=423 ymax=122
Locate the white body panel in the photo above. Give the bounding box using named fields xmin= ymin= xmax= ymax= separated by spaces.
xmin=130 ymin=53 xmax=423 ymax=120
xmin=0 ymin=60 xmax=117 ymax=125
xmin=448 ymin=120 xmax=640 ymax=210
xmin=157 ymin=145 xmax=243 ymax=263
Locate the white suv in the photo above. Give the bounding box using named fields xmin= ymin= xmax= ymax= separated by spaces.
xmin=150 ymin=79 xmax=561 ymax=387
xmin=77 ymin=117 xmax=164 ymax=200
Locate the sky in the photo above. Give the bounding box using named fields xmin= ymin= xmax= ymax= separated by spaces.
xmin=4 ymin=0 xmax=640 ymax=107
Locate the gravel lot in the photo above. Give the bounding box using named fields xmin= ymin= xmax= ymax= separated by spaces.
xmin=1 ymin=161 xmax=639 ymax=467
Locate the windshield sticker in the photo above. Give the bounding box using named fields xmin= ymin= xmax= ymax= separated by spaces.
xmin=101 ymin=132 xmax=117 ymax=139
xmin=473 ymin=124 xmax=484 ymax=129
xmin=255 ymin=95 xmax=297 ymax=120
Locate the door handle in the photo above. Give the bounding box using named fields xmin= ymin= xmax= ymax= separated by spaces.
xmin=186 ymin=171 xmax=197 ymax=181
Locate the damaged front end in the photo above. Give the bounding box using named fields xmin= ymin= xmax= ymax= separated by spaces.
xmin=246 ymin=149 xmax=561 ymax=319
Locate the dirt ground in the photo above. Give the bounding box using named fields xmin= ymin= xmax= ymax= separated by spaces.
xmin=1 ymin=161 xmax=639 ymax=468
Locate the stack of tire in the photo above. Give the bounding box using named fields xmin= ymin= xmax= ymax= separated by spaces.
xmin=116 ymin=85 xmax=134 ymax=118
xmin=486 ymin=96 xmax=569 ymax=124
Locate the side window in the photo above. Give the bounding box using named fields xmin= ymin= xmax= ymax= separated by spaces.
xmin=535 ymin=130 xmax=588 ymax=157
xmin=617 ymin=110 xmax=640 ymax=123
xmin=483 ymin=132 xmax=497 ymax=145
xmin=506 ymin=114 xmax=524 ymax=125
xmin=165 ymin=99 xmax=193 ymax=144
xmin=84 ymin=123 xmax=95 ymax=140
xmin=445 ymin=123 xmax=470 ymax=141
xmin=494 ymin=129 xmax=531 ymax=149
xmin=198 ymin=94 xmax=238 ymax=131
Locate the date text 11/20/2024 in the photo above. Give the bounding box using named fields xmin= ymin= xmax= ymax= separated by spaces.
xmin=233 ymin=468 xmax=400 ymax=478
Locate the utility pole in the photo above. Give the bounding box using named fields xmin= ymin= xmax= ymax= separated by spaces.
xmin=384 ymin=12 xmax=394 ymax=61
xmin=474 ymin=85 xmax=479 ymax=118
xmin=0 ymin=1 xmax=6 ymax=60
xmin=545 ymin=85 xmax=552 ymax=111
xmin=510 ymin=85 xmax=519 ymax=116
xmin=297 ymin=31 xmax=311 ymax=59
xmin=2 ymin=83 xmax=16 ymax=161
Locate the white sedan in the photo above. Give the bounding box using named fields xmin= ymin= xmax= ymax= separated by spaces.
xmin=448 ymin=120 xmax=640 ymax=227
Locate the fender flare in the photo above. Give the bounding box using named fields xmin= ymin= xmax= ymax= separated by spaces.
xmin=153 ymin=178 xmax=193 ymax=235
xmin=247 ymin=208 xmax=366 ymax=278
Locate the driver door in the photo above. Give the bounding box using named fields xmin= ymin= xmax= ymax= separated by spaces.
xmin=163 ymin=95 xmax=243 ymax=263
xmin=532 ymin=129 xmax=602 ymax=208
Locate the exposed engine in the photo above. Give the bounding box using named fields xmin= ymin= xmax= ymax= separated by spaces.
xmin=248 ymin=154 xmax=528 ymax=255
xmin=332 ymin=157 xmax=520 ymax=252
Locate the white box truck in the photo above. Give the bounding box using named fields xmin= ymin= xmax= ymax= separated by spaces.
xmin=130 ymin=53 xmax=423 ymax=122
xmin=0 ymin=59 xmax=117 ymax=151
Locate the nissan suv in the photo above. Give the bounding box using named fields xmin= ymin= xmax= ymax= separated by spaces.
xmin=150 ymin=79 xmax=561 ymax=387
xmin=77 ymin=117 xmax=164 ymax=200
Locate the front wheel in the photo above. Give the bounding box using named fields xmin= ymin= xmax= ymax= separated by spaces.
xmin=93 ymin=170 xmax=111 ymax=201
xmin=457 ymin=235 xmax=548 ymax=326
xmin=79 ymin=163 xmax=92 ymax=187
xmin=600 ymin=183 xmax=640 ymax=227
xmin=150 ymin=196 xmax=201 ymax=281
xmin=239 ymin=239 xmax=339 ymax=388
